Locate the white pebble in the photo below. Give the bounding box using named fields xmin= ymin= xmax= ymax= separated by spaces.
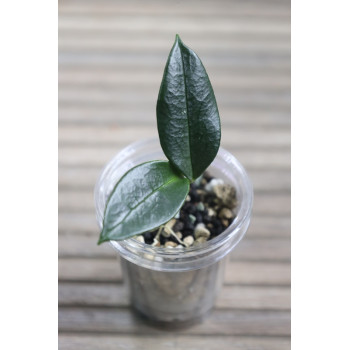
xmin=213 ymin=184 xmax=237 ymax=209
xmin=208 ymin=208 xmax=216 ymax=217
xmin=144 ymin=253 xmax=154 ymax=260
xmin=205 ymin=178 xmax=224 ymax=192
xmin=161 ymin=226 xmax=172 ymax=237
xmin=219 ymin=207 xmax=234 ymax=220
xmin=194 ymin=223 xmax=211 ymax=239
xmin=195 ymin=236 xmax=208 ymax=244
xmin=165 ymin=241 xmax=177 ymax=248
xmin=152 ymin=238 xmax=160 ymax=247
xmin=175 ymin=231 xmax=183 ymax=239
xmin=183 ymin=235 xmax=194 ymax=247
xmin=135 ymin=235 xmax=145 ymax=243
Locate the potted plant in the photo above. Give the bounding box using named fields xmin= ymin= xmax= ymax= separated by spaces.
xmin=94 ymin=35 xmax=253 ymax=324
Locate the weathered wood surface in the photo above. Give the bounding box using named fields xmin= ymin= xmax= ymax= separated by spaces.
xmin=58 ymin=0 xmax=290 ymax=348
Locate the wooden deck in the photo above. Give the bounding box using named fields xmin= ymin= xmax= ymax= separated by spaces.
xmin=58 ymin=0 xmax=291 ymax=349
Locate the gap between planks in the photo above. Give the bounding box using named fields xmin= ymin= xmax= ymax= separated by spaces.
xmin=58 ymin=333 xmax=291 ymax=350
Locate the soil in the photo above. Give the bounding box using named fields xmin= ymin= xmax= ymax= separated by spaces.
xmin=139 ymin=172 xmax=237 ymax=248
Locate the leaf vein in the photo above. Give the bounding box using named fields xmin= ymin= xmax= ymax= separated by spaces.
xmin=114 ymin=177 xmax=178 ymax=229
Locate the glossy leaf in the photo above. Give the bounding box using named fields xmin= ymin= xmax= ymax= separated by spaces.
xmin=157 ymin=34 xmax=221 ymax=181
xmin=98 ymin=161 xmax=190 ymax=243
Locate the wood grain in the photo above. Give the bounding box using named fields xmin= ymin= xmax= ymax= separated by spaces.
xmin=58 ymin=146 xmax=290 ymax=170
xmin=59 ymin=167 xmax=290 ymax=192
xmin=58 ymin=334 xmax=291 ymax=350
xmin=58 ymin=282 xmax=290 ymax=310
xmin=58 ymin=0 xmax=290 ymax=347
xmin=59 ymin=106 xmax=291 ymax=127
xmin=58 ymin=307 xmax=290 ymax=336
xmin=58 ymin=125 xmax=290 ymax=148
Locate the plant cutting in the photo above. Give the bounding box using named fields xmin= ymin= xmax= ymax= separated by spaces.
xmin=95 ymin=35 xmax=253 ymax=323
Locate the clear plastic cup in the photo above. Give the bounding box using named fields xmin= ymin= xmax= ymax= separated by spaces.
xmin=94 ymin=138 xmax=253 ymax=324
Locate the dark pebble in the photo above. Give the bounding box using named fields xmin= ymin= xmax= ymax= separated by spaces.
xmin=184 ymin=221 xmax=195 ymax=231
xmin=168 ymin=235 xmax=179 ymax=243
xmin=203 ymin=172 xmax=214 ymax=182
xmin=159 ymin=235 xmax=167 ymax=245
xmin=143 ymin=232 xmax=154 ymax=244
xmin=184 ymin=204 xmax=196 ymax=215
xmin=142 ymin=173 xmax=236 ymax=246
xmin=203 ymin=215 xmax=212 ymax=224
xmin=189 ymin=189 xmax=200 ymax=202
xmin=195 ymin=212 xmax=203 ymax=223
xmin=173 ymin=221 xmax=184 ymax=232
xmin=182 ymin=229 xmax=194 ymax=237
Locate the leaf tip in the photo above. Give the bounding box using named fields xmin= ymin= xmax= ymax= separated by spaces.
xmin=97 ymin=229 xmax=108 ymax=245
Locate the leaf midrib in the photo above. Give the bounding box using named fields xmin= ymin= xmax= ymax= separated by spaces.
xmin=179 ymin=42 xmax=193 ymax=180
xmin=112 ymin=176 xmax=178 ymax=231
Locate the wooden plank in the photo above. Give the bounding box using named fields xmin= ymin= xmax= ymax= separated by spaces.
xmin=58 ymin=212 xmax=290 ymax=238
xmin=58 ymin=125 xmax=290 ymax=149
xmin=231 ymin=237 xmax=290 ymax=261
xmin=58 ymin=107 xmax=290 ymax=127
xmin=58 ymin=258 xmax=290 ymax=285
xmin=224 ymin=261 xmax=290 ymax=285
xmin=58 ymin=63 xmax=290 ymax=81
xmin=217 ymin=285 xmax=290 ymax=310
xmin=58 ymin=282 xmax=290 ymax=310
xmin=58 ymin=191 xmax=290 ymax=216
xmin=59 ymin=166 xmax=290 ymax=192
xmin=58 ymin=258 xmax=122 ymax=282
xmin=59 ymin=52 xmax=290 ymax=69
xmin=58 ymin=307 xmax=290 ymax=336
xmin=58 ymin=88 xmax=290 ymax=109
xmin=248 ymin=215 xmax=290 ymax=238
xmin=58 ymin=65 xmax=290 ymax=78
xmin=59 ymin=38 xmax=290 ymax=55
xmin=59 ymin=0 xmax=290 ymax=17
xmin=58 ymin=212 xmax=99 ymax=235
xmin=58 ymin=16 xmax=289 ymax=35
xmin=58 ymin=334 xmax=291 ymax=350
xmin=58 ymin=72 xmax=290 ymax=91
xmin=58 ymin=234 xmax=290 ymax=262
xmin=59 ymin=167 xmax=290 ymax=193
xmin=58 ymin=146 xmax=290 ymax=170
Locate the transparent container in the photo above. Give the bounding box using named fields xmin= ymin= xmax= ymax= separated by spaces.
xmin=94 ymin=138 xmax=253 ymax=324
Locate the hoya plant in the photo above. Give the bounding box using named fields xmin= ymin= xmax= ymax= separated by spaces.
xmin=98 ymin=35 xmax=221 ymax=244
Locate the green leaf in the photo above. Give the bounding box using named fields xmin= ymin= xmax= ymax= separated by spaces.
xmin=156 ymin=34 xmax=221 ymax=181
xmin=98 ymin=160 xmax=190 ymax=244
